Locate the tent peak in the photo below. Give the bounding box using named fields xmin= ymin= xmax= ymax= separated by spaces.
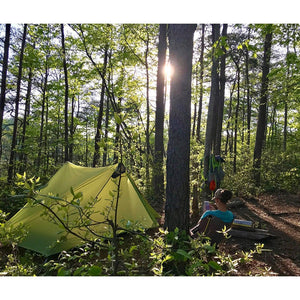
xmin=112 ymin=162 xmax=126 ymax=178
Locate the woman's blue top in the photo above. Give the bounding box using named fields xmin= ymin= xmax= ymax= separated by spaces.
xmin=201 ymin=210 xmax=234 ymax=223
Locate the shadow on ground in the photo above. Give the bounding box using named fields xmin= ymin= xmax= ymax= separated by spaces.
xmin=221 ymin=193 xmax=300 ymax=276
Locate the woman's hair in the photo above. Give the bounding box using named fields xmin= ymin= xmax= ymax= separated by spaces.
xmin=214 ymin=189 xmax=233 ymax=204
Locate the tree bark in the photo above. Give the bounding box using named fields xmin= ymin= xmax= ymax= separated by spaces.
xmin=245 ymin=26 xmax=251 ymax=147
xmin=69 ymin=95 xmax=75 ymax=162
xmin=214 ymin=24 xmax=227 ymax=155
xmin=196 ymin=24 xmax=205 ymax=142
xmin=164 ymin=24 xmax=196 ymax=232
xmin=145 ymin=26 xmax=151 ymax=195
xmin=0 ymin=24 xmax=11 ymax=159
xmin=93 ymin=46 xmax=108 ymax=167
xmin=253 ymin=27 xmax=273 ymax=185
xmin=7 ymin=24 xmax=27 ymax=183
xmin=203 ymin=24 xmax=220 ymax=184
xmin=37 ymin=62 xmax=49 ymax=171
xmin=283 ymin=30 xmax=291 ymax=152
xmin=19 ymin=65 xmax=33 ymax=172
xmin=61 ymin=24 xmax=69 ymax=162
xmin=152 ymin=24 xmax=167 ymax=213
xmin=102 ymin=96 xmax=110 ymax=166
xmin=233 ymin=66 xmax=240 ymax=173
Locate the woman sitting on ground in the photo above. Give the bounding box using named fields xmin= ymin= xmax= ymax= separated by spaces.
xmin=190 ymin=189 xmax=234 ymax=241
xmin=201 ymin=188 xmax=234 ymax=223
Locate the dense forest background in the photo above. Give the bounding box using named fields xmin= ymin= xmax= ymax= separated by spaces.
xmin=1 ymin=24 xmax=299 ymax=215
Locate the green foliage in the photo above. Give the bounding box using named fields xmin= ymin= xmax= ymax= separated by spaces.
xmin=0 ymin=205 xmax=268 ymax=277
xmin=260 ymin=150 xmax=300 ymax=193
xmin=0 ymin=208 xmax=33 ymax=276
xmin=223 ymin=152 xmax=260 ymax=197
xmin=221 ymin=146 xmax=300 ymax=195
xmin=1 ymin=252 xmax=38 ymax=276
xmin=149 ymin=228 xmax=265 ymax=276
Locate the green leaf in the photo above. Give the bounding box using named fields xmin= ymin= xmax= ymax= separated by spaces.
xmin=70 ymin=187 xmax=75 ymax=196
xmin=73 ymin=266 xmax=86 ymax=276
xmin=176 ymin=249 xmax=192 ymax=259
xmin=16 ymin=173 xmax=23 ymax=179
xmin=208 ymin=260 xmax=222 ymax=271
xmin=114 ymin=112 xmax=122 ymax=125
xmin=88 ymin=265 xmax=102 ymax=276
xmin=57 ymin=267 xmax=71 ymax=276
xmin=163 ymin=254 xmax=173 ymax=263
xmin=74 ymin=192 xmax=83 ymax=200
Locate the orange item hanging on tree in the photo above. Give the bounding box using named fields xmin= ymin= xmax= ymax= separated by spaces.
xmin=209 ymin=179 xmax=216 ymax=191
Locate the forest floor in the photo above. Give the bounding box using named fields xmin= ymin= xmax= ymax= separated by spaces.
xmin=217 ymin=192 xmax=300 ymax=276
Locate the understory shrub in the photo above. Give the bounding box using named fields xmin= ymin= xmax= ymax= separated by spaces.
xmin=0 ymin=223 xmax=268 ymax=276
xmin=221 ymin=149 xmax=300 ymax=195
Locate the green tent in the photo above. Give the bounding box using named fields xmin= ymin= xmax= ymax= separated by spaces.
xmin=7 ymin=162 xmax=159 ymax=256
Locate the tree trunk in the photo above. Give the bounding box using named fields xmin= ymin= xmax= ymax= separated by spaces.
xmin=61 ymin=24 xmax=69 ymax=162
xmin=69 ymin=96 xmax=75 ymax=162
xmin=7 ymin=24 xmax=27 ymax=183
xmin=44 ymin=92 xmax=49 ymax=175
xmin=102 ymin=96 xmax=110 ymax=166
xmin=245 ymin=26 xmax=251 ymax=147
xmin=152 ymin=24 xmax=167 ymax=213
xmin=225 ymin=74 xmax=236 ymax=155
xmin=233 ymin=66 xmax=240 ymax=173
xmin=283 ymin=33 xmax=291 ymax=152
xmin=0 ymin=24 xmax=11 ymax=159
xmin=19 ymin=66 xmax=33 ymax=173
xmin=114 ymin=97 xmax=122 ymax=163
xmin=164 ymin=24 xmax=196 ymax=232
xmin=196 ymin=24 xmax=205 ymax=142
xmin=93 ymin=46 xmax=108 ymax=167
xmin=214 ymin=24 xmax=227 ymax=155
xmin=203 ymin=24 xmax=220 ymax=185
xmin=253 ymin=27 xmax=273 ymax=185
xmin=192 ymin=24 xmax=205 ymax=223
xmin=145 ymin=25 xmax=151 ymax=197
xmin=37 ymin=63 xmax=49 ymax=171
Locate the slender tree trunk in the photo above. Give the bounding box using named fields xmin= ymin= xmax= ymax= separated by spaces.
xmin=0 ymin=24 xmax=11 ymax=160
xmin=114 ymin=97 xmax=122 ymax=163
xmin=61 ymin=24 xmax=69 ymax=162
xmin=55 ymin=98 xmax=62 ymax=165
xmin=214 ymin=24 xmax=227 ymax=155
xmin=164 ymin=24 xmax=196 ymax=232
xmin=152 ymin=24 xmax=167 ymax=213
xmin=85 ymin=121 xmax=89 ymax=166
xmin=19 ymin=66 xmax=33 ymax=172
xmin=233 ymin=67 xmax=240 ymax=173
xmin=45 ymin=93 xmax=49 ymax=175
xmin=225 ymin=76 xmax=236 ymax=155
xmin=93 ymin=46 xmax=108 ymax=167
xmin=196 ymin=24 xmax=205 ymax=142
xmin=7 ymin=24 xmax=27 ymax=183
xmin=102 ymin=96 xmax=110 ymax=166
xmin=37 ymin=64 xmax=48 ymax=171
xmin=283 ymin=32 xmax=290 ymax=152
xmin=203 ymin=24 xmax=220 ymax=185
xmin=246 ymin=26 xmax=251 ymax=147
xmin=145 ymin=25 xmax=151 ymax=197
xmin=192 ymin=24 xmax=205 ymax=223
xmin=69 ymin=96 xmax=75 ymax=162
xmin=253 ymin=27 xmax=273 ymax=185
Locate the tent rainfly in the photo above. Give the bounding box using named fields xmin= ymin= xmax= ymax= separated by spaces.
xmin=7 ymin=162 xmax=160 ymax=256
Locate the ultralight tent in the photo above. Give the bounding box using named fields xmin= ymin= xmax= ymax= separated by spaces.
xmin=7 ymin=162 xmax=160 ymax=256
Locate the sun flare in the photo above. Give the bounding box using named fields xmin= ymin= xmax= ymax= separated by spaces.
xmin=163 ymin=63 xmax=173 ymax=79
